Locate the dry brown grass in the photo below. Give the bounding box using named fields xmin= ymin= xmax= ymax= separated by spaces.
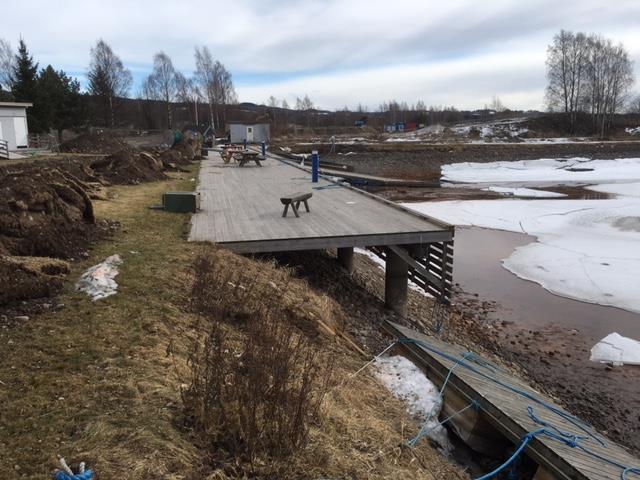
xmin=0 ymin=162 xmax=466 ymax=479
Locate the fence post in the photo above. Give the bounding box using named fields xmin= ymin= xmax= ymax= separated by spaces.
xmin=311 ymin=150 xmax=319 ymax=183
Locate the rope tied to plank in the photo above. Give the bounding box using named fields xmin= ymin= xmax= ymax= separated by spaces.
xmin=396 ymin=336 xmax=640 ymax=480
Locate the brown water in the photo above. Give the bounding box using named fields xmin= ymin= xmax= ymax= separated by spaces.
xmin=452 ymin=227 xmax=640 ymax=342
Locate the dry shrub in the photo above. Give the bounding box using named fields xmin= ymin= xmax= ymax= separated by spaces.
xmin=184 ymin=314 xmax=333 ymax=466
xmin=183 ymin=249 xmax=338 ymax=473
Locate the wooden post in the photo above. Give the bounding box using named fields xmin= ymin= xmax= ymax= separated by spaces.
xmin=385 ymin=246 xmax=408 ymax=316
xmin=337 ymin=247 xmax=354 ymax=274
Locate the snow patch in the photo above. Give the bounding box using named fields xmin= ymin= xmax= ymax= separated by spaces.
xmin=586 ymin=182 xmax=640 ymax=198
xmin=76 ymin=254 xmax=123 ymax=301
xmin=374 ymin=355 xmax=449 ymax=447
xmin=482 ymin=186 xmax=567 ymax=198
xmin=442 ymin=157 xmax=640 ymax=183
xmin=590 ymin=333 xmax=640 ymax=366
xmin=625 ymin=127 xmax=640 ymax=136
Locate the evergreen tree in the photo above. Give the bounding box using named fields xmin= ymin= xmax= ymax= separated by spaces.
xmin=11 ymin=39 xmax=41 ymax=130
xmin=38 ymin=65 xmax=85 ymax=136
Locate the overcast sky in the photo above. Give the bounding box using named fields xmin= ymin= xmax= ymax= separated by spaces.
xmin=3 ymin=0 xmax=640 ymax=111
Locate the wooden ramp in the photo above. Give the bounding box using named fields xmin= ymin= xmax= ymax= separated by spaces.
xmin=189 ymin=154 xmax=452 ymax=253
xmin=384 ymin=321 xmax=640 ymax=480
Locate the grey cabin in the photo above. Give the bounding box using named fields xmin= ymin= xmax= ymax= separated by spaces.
xmin=228 ymin=122 xmax=270 ymax=144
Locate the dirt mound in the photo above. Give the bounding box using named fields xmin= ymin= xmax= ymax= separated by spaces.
xmin=60 ymin=131 xmax=133 ymax=155
xmin=0 ymin=255 xmax=70 ymax=305
xmin=90 ymin=149 xmax=167 ymax=185
xmin=0 ymin=162 xmax=95 ymax=258
xmin=158 ymin=136 xmax=203 ymax=167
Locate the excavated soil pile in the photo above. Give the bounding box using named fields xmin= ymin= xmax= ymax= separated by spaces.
xmin=0 ymin=162 xmax=95 ymax=259
xmin=91 ymin=150 xmax=167 ymax=185
xmin=158 ymin=135 xmax=203 ymax=168
xmin=0 ymin=256 xmax=70 ymax=305
xmin=0 ymin=161 xmax=97 ymax=306
xmin=60 ymin=131 xmax=133 ymax=155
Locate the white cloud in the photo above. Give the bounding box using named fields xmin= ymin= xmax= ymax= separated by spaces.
xmin=2 ymin=0 xmax=639 ymax=109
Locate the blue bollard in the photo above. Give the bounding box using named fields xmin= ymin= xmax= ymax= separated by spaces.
xmin=261 ymin=141 xmax=266 ymax=156
xmin=243 ymin=138 xmax=247 ymax=149
xmin=311 ymin=150 xmax=319 ymax=183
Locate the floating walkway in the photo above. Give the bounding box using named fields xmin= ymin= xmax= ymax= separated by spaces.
xmin=384 ymin=321 xmax=640 ymax=480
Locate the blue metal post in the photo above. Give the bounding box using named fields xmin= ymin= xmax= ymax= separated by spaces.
xmin=243 ymin=138 xmax=247 ymax=149
xmin=311 ymin=150 xmax=319 ymax=183
xmin=261 ymin=141 xmax=266 ymax=156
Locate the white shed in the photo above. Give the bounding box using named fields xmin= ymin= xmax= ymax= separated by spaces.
xmin=228 ymin=122 xmax=270 ymax=144
xmin=0 ymin=102 xmax=32 ymax=150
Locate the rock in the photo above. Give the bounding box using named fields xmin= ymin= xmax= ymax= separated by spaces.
xmin=14 ymin=316 xmax=29 ymax=322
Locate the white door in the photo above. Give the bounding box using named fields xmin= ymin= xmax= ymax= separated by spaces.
xmin=13 ymin=117 xmax=28 ymax=148
xmin=246 ymin=126 xmax=254 ymax=143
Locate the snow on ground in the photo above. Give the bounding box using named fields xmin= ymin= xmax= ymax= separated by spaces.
xmin=626 ymin=127 xmax=640 ymax=136
xmin=442 ymin=157 xmax=640 ymax=183
xmin=404 ymin=194 xmax=640 ymax=313
xmin=482 ymin=186 xmax=567 ymax=198
xmin=590 ymin=332 xmax=640 ymax=366
xmin=374 ymin=355 xmax=450 ymax=448
xmin=75 ymin=254 xmax=123 ymax=300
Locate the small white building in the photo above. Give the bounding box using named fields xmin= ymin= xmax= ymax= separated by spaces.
xmin=0 ymin=102 xmax=32 ymax=150
xmin=228 ymin=122 xmax=270 ymax=144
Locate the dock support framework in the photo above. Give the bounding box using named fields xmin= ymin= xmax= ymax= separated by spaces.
xmin=369 ymin=239 xmax=454 ymax=315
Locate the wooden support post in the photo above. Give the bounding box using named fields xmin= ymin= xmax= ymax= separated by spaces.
xmin=337 ymin=247 xmax=354 ymax=274
xmin=385 ymin=246 xmax=408 ymax=316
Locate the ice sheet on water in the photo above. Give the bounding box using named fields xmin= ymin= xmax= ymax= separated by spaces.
xmin=482 ymin=186 xmax=567 ymax=198
xmin=75 ymin=254 xmax=123 ymax=301
xmin=374 ymin=355 xmax=450 ymax=448
xmin=590 ymin=333 xmax=640 ymax=366
xmin=442 ymin=157 xmax=640 ymax=183
xmin=404 ymin=199 xmax=640 ymax=314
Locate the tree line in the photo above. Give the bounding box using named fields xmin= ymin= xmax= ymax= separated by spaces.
xmin=546 ymin=30 xmax=636 ymax=135
xmin=0 ymin=38 xmax=237 ymax=133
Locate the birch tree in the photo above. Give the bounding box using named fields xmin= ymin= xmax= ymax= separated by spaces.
xmin=0 ymin=38 xmax=14 ymax=91
xmin=87 ymin=39 xmax=132 ymax=126
xmin=145 ymin=52 xmax=179 ymax=128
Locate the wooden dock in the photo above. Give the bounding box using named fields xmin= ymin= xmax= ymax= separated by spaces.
xmin=384 ymin=321 xmax=640 ymax=480
xmin=190 ymin=154 xmax=452 ymax=253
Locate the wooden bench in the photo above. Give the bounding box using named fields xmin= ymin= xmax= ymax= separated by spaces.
xmin=280 ymin=192 xmax=312 ymax=218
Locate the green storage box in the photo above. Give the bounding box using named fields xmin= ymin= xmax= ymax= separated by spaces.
xmin=162 ymin=192 xmax=200 ymax=213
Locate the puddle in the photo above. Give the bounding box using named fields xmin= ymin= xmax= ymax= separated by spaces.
xmin=453 ymin=227 xmax=640 ymax=342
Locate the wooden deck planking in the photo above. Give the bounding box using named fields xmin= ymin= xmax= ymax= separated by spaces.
xmin=386 ymin=322 xmax=639 ymax=480
xmin=190 ymin=155 xmax=452 ymax=252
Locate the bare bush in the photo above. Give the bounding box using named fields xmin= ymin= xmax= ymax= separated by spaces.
xmin=183 ymin=251 xmax=335 ymax=471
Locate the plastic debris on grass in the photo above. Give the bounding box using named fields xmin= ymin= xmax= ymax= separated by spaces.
xmin=590 ymin=332 xmax=640 ymax=366
xmin=75 ymin=254 xmax=123 ymax=301
xmin=374 ymin=355 xmax=451 ymax=450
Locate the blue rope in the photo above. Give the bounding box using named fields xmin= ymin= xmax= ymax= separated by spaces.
xmin=395 ymin=336 xmax=640 ymax=480
xmin=397 ymin=337 xmax=605 ymax=447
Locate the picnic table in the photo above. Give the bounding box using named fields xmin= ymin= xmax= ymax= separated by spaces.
xmin=221 ymin=145 xmax=243 ymax=164
xmin=234 ymin=150 xmax=263 ymax=167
